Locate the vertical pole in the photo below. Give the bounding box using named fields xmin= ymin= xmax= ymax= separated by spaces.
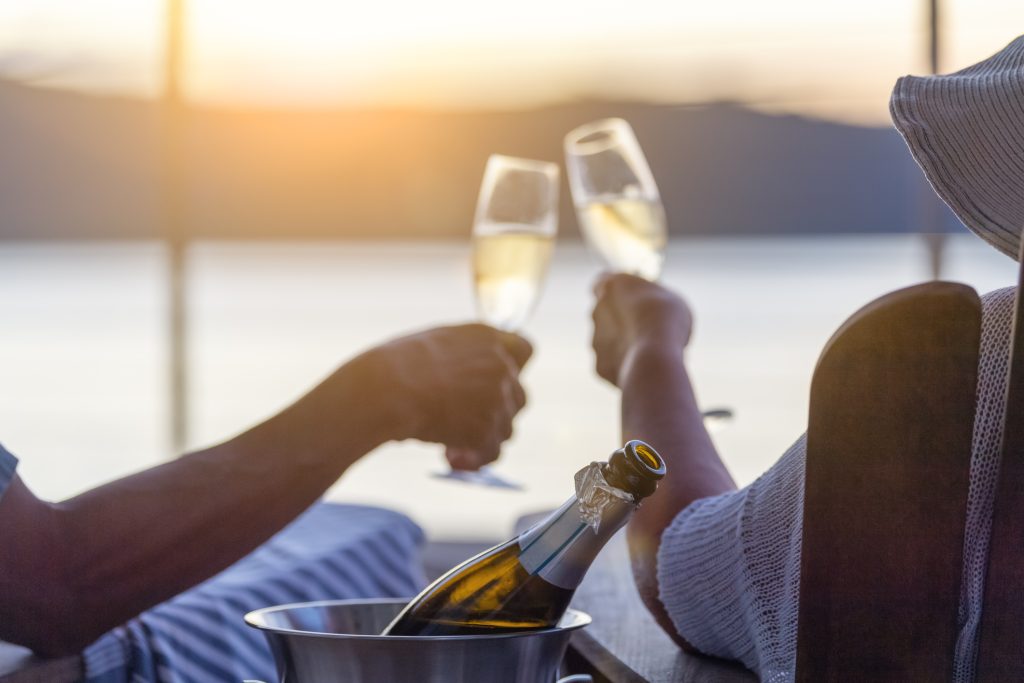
xmin=164 ymin=0 xmax=188 ymax=455
xmin=928 ymin=0 xmax=940 ymax=74
xmin=923 ymin=0 xmax=947 ymax=280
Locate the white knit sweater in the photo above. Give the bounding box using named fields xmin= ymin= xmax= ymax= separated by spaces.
xmin=657 ymin=287 xmax=1015 ymax=683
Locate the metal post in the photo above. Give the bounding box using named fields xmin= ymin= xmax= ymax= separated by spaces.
xmin=923 ymin=0 xmax=947 ymax=279
xmin=163 ymin=0 xmax=188 ymax=455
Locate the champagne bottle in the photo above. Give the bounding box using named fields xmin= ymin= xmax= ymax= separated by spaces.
xmin=382 ymin=440 xmax=665 ymax=636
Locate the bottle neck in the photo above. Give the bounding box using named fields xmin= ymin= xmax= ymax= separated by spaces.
xmin=516 ymin=493 xmax=634 ymax=590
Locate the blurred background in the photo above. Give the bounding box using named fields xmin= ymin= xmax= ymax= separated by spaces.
xmin=1 ymin=0 xmax=1021 ymax=539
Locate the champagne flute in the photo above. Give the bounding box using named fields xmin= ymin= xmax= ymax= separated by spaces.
xmin=566 ymin=122 xmax=733 ymax=428
xmin=435 ymin=154 xmax=559 ymax=488
xmin=472 ymin=155 xmax=559 ymax=331
xmin=564 ymin=118 xmax=667 ymax=281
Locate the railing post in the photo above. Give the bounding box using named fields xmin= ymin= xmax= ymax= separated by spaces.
xmin=922 ymin=0 xmax=947 ymax=280
xmin=163 ymin=0 xmax=188 ymax=455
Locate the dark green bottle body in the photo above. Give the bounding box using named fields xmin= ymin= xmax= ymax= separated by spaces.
xmin=383 ymin=440 xmax=665 ymax=636
xmin=382 ymin=536 xmax=576 ymax=636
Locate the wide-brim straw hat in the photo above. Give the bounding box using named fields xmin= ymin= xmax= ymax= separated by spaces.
xmin=891 ymin=36 xmax=1024 ymax=261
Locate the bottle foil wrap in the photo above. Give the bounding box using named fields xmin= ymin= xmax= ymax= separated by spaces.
xmin=574 ymin=462 xmax=636 ymax=533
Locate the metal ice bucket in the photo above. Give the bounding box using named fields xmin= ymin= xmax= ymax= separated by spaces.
xmin=244 ymin=598 xmax=593 ymax=683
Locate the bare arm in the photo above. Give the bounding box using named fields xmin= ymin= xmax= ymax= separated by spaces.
xmin=0 ymin=405 xmax=374 ymax=657
xmin=591 ymin=275 xmax=735 ymax=649
xmin=0 ymin=324 xmax=531 ymax=656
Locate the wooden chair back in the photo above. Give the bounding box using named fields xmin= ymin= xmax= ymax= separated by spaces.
xmin=795 ymin=281 xmax=982 ymax=681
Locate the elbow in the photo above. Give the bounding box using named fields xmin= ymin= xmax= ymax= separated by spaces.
xmin=625 ymin=518 xmax=665 ymax=614
xmin=624 ymin=524 xmax=698 ymax=654
xmin=626 ymin=514 xmax=665 ymax=584
xmin=624 ymin=520 xmax=685 ymax=647
xmin=16 ymin=588 xmax=93 ymax=658
xmin=0 ymin=503 xmax=99 ymax=658
xmin=626 ymin=515 xmax=703 ymax=655
xmin=0 ymin=563 xmax=97 ymax=658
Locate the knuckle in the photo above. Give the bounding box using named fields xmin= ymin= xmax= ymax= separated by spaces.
xmin=482 ymin=444 xmax=500 ymax=463
xmin=514 ymin=387 xmax=527 ymax=410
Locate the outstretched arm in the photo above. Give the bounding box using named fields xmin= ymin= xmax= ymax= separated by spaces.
xmin=591 ymin=275 xmax=736 ymax=648
xmin=0 ymin=324 xmax=531 ymax=657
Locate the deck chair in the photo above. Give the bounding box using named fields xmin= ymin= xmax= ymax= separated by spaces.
xmin=795 ymin=263 xmax=1024 ymax=680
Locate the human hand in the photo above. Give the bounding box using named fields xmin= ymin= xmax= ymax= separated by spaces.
xmin=591 ymin=274 xmax=692 ymax=388
xmin=361 ymin=324 xmax=533 ymax=470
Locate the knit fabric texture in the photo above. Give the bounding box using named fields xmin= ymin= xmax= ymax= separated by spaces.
xmin=657 ymin=286 xmax=1015 ymax=683
xmin=890 ymin=36 xmax=1024 ymax=261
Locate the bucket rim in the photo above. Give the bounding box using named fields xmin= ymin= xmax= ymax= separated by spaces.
xmin=244 ymin=597 xmax=592 ymax=641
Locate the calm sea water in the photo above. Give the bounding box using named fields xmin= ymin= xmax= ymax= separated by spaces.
xmin=0 ymin=236 xmax=1017 ymax=539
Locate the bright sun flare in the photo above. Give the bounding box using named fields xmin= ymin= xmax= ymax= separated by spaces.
xmin=2 ymin=0 xmax=1024 ymax=123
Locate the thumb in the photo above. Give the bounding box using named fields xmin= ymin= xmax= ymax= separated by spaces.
xmin=498 ymin=332 xmax=533 ymax=369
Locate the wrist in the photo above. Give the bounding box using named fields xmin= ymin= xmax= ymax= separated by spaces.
xmin=343 ymin=344 xmax=420 ymax=443
xmin=618 ymin=339 xmax=685 ymax=387
xmin=332 ymin=348 xmax=407 ymax=445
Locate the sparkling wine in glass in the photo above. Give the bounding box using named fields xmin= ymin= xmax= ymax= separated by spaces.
xmin=472 ymin=155 xmax=559 ymax=331
xmin=564 ymin=118 xmax=667 ymax=281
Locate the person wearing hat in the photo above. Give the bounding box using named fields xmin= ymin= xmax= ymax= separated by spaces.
xmin=591 ymin=36 xmax=1024 ymax=683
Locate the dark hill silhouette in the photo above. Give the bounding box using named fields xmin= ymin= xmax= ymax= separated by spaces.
xmin=0 ymin=79 xmax=958 ymax=240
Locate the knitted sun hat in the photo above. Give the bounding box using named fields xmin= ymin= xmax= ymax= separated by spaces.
xmin=891 ymin=36 xmax=1024 ymax=261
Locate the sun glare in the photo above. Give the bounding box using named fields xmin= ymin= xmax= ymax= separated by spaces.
xmin=2 ymin=0 xmax=1024 ymax=123
xmin=185 ymin=0 xmax=925 ymax=121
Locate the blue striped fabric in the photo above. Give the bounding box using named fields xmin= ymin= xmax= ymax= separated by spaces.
xmin=0 ymin=443 xmax=19 ymax=503
xmin=81 ymin=503 xmax=426 ymax=683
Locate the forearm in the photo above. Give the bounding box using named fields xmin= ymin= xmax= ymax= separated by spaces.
xmin=58 ymin=425 xmax=376 ymax=641
xmin=620 ymin=342 xmax=736 ymax=646
xmin=621 ymin=343 xmax=736 ymax=514
xmin=2 ymin=357 xmax=389 ymax=656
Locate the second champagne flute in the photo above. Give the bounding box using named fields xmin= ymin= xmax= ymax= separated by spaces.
xmin=566 ymin=124 xmax=733 ymax=427
xmin=564 ymin=118 xmax=667 ymax=281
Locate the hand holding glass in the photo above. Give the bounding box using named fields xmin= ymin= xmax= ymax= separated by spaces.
xmin=565 ymin=118 xmax=666 ymax=281
xmin=436 ymin=155 xmax=558 ymax=488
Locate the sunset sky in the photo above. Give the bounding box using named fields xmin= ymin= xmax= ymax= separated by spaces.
xmin=1 ymin=0 xmax=1023 ymax=124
